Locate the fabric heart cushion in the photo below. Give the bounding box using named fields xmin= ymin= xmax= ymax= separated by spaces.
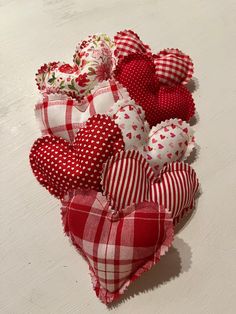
xmin=153 ymin=48 xmax=194 ymax=86
xmin=61 ymin=189 xmax=173 ymax=304
xmin=114 ymin=29 xmax=193 ymax=86
xmin=30 ymin=115 xmax=124 ymax=198
xmin=114 ymin=29 xmax=151 ymax=60
xmin=102 ymin=150 xmax=199 ymax=223
xmin=35 ymin=79 xmax=130 ymax=142
xmin=36 ymin=34 xmax=113 ymax=101
xmin=108 ymin=99 xmax=195 ymax=174
xmin=114 ymin=53 xmax=195 ymax=126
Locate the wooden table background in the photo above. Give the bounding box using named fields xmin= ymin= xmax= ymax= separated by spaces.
xmin=0 ymin=0 xmax=235 ymax=313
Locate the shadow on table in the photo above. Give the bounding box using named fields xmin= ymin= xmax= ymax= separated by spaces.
xmin=108 ymin=237 xmax=192 ymax=309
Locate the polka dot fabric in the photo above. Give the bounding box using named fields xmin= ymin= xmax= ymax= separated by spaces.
xmin=29 ymin=114 xmax=124 ymax=199
xmin=114 ymin=53 xmax=195 ymax=126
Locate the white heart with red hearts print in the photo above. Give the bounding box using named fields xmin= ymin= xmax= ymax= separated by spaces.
xmin=107 ymin=99 xmax=195 ymax=174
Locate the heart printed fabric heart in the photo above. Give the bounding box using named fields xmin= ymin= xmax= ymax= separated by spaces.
xmin=35 ymin=79 xmax=130 ymax=142
xmin=30 ymin=115 xmax=124 ymax=198
xmin=108 ymin=99 xmax=195 ymax=173
xmin=36 ymin=34 xmax=114 ymax=101
xmin=114 ymin=53 xmax=195 ymax=126
xmin=102 ymin=150 xmax=199 ymax=223
xmin=61 ymin=189 xmax=174 ymax=304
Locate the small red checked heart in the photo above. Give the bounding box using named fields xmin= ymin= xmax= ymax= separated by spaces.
xmin=114 ymin=54 xmax=195 ymax=126
xmin=30 ymin=115 xmax=124 ymax=199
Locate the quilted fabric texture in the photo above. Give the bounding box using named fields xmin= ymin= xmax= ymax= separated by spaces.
xmin=29 ymin=29 xmax=200 ymax=304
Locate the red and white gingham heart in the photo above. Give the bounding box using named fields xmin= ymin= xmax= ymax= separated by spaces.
xmin=108 ymin=99 xmax=195 ymax=174
xmin=61 ymin=189 xmax=173 ymax=304
xmin=114 ymin=29 xmax=193 ymax=86
xmin=36 ymin=34 xmax=113 ymax=101
xmin=35 ymin=79 xmax=130 ymax=142
xmin=102 ymin=150 xmax=199 ymax=223
xmin=153 ymin=48 xmax=194 ymax=85
xmin=30 ymin=115 xmax=124 ymax=199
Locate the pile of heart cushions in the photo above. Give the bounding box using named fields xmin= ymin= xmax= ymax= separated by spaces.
xmin=30 ymin=30 xmax=200 ymax=304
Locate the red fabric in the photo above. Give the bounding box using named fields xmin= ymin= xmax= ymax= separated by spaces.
xmin=153 ymin=48 xmax=194 ymax=85
xmin=102 ymin=150 xmax=199 ymax=224
xmin=61 ymin=189 xmax=173 ymax=304
xmin=114 ymin=53 xmax=195 ymax=126
xmin=29 ymin=115 xmax=124 ymax=198
xmin=35 ymin=95 xmax=84 ymax=142
xmin=114 ymin=29 xmax=151 ymax=60
xmin=35 ymin=79 xmax=129 ymax=142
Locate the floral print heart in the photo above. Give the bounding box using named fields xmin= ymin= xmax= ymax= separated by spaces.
xmin=36 ymin=34 xmax=114 ymax=101
xmin=30 ymin=115 xmax=124 ymax=198
xmin=61 ymin=189 xmax=173 ymax=304
xmin=114 ymin=53 xmax=195 ymax=126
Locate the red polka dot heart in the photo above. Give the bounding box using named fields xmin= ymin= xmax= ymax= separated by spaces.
xmin=30 ymin=115 xmax=124 ymax=199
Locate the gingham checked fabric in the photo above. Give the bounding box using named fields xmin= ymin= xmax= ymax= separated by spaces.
xmin=35 ymin=79 xmax=130 ymax=142
xmin=35 ymin=94 xmax=87 ymax=142
xmin=102 ymin=150 xmax=199 ymax=224
xmin=61 ymin=189 xmax=173 ymax=304
xmin=114 ymin=29 xmax=151 ymax=59
xmin=154 ymin=48 xmax=194 ymax=85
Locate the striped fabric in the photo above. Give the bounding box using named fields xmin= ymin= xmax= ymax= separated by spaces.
xmin=154 ymin=48 xmax=194 ymax=85
xmin=114 ymin=29 xmax=151 ymax=60
xmin=102 ymin=150 xmax=199 ymax=223
xmin=61 ymin=189 xmax=173 ymax=304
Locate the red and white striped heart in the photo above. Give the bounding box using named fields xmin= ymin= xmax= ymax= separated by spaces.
xmin=108 ymin=99 xmax=195 ymax=174
xmin=30 ymin=115 xmax=124 ymax=199
xmin=36 ymin=34 xmax=113 ymax=101
xmin=102 ymin=150 xmax=199 ymax=224
xmin=35 ymin=79 xmax=130 ymax=142
xmin=61 ymin=189 xmax=173 ymax=304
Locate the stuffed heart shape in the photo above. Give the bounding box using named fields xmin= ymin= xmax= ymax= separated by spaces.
xmin=102 ymin=150 xmax=199 ymax=223
xmin=108 ymin=99 xmax=195 ymax=173
xmin=114 ymin=29 xmax=193 ymax=86
xmin=36 ymin=34 xmax=113 ymax=101
xmin=114 ymin=29 xmax=151 ymax=60
xmin=114 ymin=53 xmax=195 ymax=126
xmin=30 ymin=115 xmax=124 ymax=198
xmin=61 ymin=189 xmax=173 ymax=304
xmin=153 ymin=48 xmax=194 ymax=86
xmin=35 ymin=79 xmax=130 ymax=142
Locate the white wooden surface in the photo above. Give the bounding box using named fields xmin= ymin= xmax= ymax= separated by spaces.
xmin=1 ymin=1 xmax=236 ymax=313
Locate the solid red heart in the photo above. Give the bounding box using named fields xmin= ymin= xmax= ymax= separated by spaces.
xmin=29 ymin=115 xmax=124 ymax=198
xmin=102 ymin=150 xmax=199 ymax=224
xmin=61 ymin=189 xmax=173 ymax=304
xmin=114 ymin=54 xmax=195 ymax=126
